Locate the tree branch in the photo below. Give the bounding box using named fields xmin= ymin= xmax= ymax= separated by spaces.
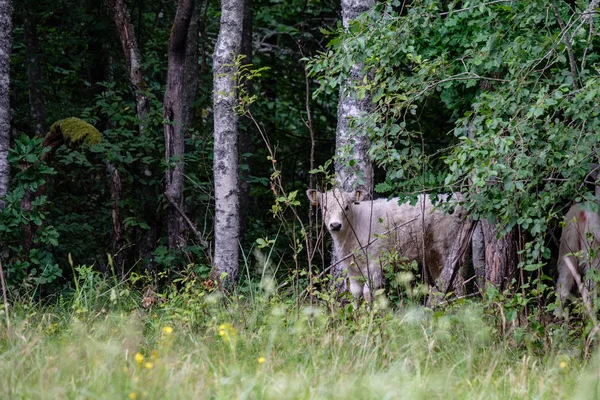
xmin=164 ymin=191 xmax=209 ymax=247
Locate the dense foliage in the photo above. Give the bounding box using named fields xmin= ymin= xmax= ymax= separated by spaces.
xmin=6 ymin=1 xmax=600 ymax=396
xmin=6 ymin=0 xmax=339 ymax=291
xmin=310 ymin=0 xmax=600 ymax=299
xmin=5 ymin=0 xmax=600 ymax=331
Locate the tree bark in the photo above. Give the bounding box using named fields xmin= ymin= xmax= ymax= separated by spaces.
xmin=181 ymin=0 xmax=201 ymax=130
xmin=109 ymin=0 xmax=156 ymax=265
xmin=164 ymin=0 xmax=195 ymax=251
xmin=436 ymin=218 xmax=476 ymax=297
xmin=481 ymin=221 xmax=518 ymax=291
xmin=332 ymin=0 xmax=375 ymax=293
xmin=472 ymin=221 xmax=486 ymax=290
xmin=212 ymin=0 xmax=244 ymax=288
xmin=106 ymin=161 xmax=123 ymax=268
xmin=335 ymin=0 xmax=374 ymax=196
xmin=23 ymin=9 xmax=45 ymax=137
xmin=0 ymin=0 xmax=12 ymax=210
xmin=109 ymin=0 xmax=150 ymax=127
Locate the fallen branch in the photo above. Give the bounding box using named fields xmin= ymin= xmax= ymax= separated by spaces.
xmin=164 ymin=191 xmax=209 ymax=248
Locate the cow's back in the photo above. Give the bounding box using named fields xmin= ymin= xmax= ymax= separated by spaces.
xmin=347 ymin=194 xmax=463 ymax=274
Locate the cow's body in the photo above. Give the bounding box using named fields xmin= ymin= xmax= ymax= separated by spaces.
xmin=307 ymin=189 xmax=467 ymax=300
xmin=556 ymin=202 xmax=600 ymax=307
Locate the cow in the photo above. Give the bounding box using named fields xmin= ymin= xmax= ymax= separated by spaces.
xmin=556 ymin=201 xmax=600 ymax=312
xmin=307 ymin=188 xmax=469 ymax=301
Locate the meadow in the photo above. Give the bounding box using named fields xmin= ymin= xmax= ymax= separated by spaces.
xmin=0 ymin=271 xmax=598 ymax=400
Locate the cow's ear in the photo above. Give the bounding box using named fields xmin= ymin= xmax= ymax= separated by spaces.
xmin=354 ymin=190 xmax=365 ymax=204
xmin=307 ymin=189 xmax=320 ymax=206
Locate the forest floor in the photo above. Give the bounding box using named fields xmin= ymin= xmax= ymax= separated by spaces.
xmin=0 ymin=278 xmax=597 ymax=399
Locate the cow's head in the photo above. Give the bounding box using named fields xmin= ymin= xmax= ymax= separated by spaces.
xmin=307 ymin=188 xmax=365 ymax=233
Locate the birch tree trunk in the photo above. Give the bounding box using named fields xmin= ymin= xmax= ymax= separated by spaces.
xmin=336 ymin=0 xmax=374 ymax=196
xmin=164 ymin=0 xmax=195 ymax=251
xmin=0 ymin=0 xmax=12 ymax=209
xmin=332 ymin=0 xmax=375 ymax=293
xmin=212 ymin=0 xmax=244 ymax=287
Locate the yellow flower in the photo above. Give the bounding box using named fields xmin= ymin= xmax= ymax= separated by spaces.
xmin=128 ymin=392 xmax=137 ymax=399
xmin=151 ymin=350 xmax=159 ymax=359
xmin=134 ymin=353 xmax=144 ymax=364
xmin=218 ymin=329 xmax=226 ymax=336
xmin=258 ymin=356 xmax=266 ymax=364
xmin=559 ymin=361 xmax=568 ymax=369
xmin=144 ymin=362 xmax=154 ymax=369
xmin=162 ymin=326 xmax=173 ymax=335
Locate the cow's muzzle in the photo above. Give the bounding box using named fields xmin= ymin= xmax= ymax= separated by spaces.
xmin=329 ymin=222 xmax=342 ymax=231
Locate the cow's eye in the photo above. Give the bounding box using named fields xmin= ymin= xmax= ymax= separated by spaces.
xmin=344 ymin=205 xmax=349 ymax=211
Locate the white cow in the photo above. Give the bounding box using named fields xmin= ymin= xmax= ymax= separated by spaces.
xmin=556 ymin=202 xmax=600 ymax=308
xmin=307 ymin=188 xmax=468 ymax=301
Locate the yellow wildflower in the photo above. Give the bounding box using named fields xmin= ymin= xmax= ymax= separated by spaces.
xmin=162 ymin=326 xmax=174 ymax=335
xmin=559 ymin=361 xmax=568 ymax=369
xmin=217 ymin=323 xmax=237 ymax=341
xmin=151 ymin=350 xmax=159 ymax=359
xmin=258 ymin=356 xmax=266 ymax=364
xmin=128 ymin=392 xmax=137 ymax=399
xmin=144 ymin=362 xmax=154 ymax=369
xmin=134 ymin=353 xmax=144 ymax=364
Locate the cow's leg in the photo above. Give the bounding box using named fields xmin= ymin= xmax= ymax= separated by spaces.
xmin=362 ymin=265 xmax=383 ymax=303
xmin=349 ymin=277 xmax=363 ymax=299
xmin=556 ymin=256 xmax=576 ymax=306
xmin=555 ymin=256 xmax=578 ymax=318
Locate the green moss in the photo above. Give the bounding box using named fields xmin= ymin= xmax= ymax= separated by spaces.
xmin=49 ymin=117 xmax=102 ymax=145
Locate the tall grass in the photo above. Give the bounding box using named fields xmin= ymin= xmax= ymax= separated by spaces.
xmin=0 ymin=274 xmax=598 ymax=399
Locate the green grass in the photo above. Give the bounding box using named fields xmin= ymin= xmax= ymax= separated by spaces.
xmin=0 ymin=284 xmax=598 ymax=399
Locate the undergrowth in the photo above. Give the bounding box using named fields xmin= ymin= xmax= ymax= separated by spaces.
xmin=0 ymin=269 xmax=598 ymax=400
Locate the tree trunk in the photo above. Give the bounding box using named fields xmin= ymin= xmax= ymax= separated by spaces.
xmin=467 ymin=85 xmax=519 ymax=293
xmin=181 ymin=0 xmax=201 ymax=130
xmin=23 ymin=9 xmax=44 ymax=137
xmin=106 ymin=161 xmax=123 ymax=268
xmin=335 ymin=0 xmax=374 ymax=196
xmin=109 ymin=0 xmax=158 ymax=267
xmin=481 ymin=221 xmax=519 ymax=291
xmin=436 ymin=218 xmax=476 ymax=297
xmin=0 ymin=0 xmax=12 ymax=210
xmin=472 ymin=221 xmax=486 ymax=291
xmin=164 ymin=0 xmax=195 ymax=251
xmin=212 ymin=0 xmax=244 ymax=288
xmin=332 ymin=0 xmax=375 ymax=293
xmin=109 ymin=0 xmax=150 ymax=128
